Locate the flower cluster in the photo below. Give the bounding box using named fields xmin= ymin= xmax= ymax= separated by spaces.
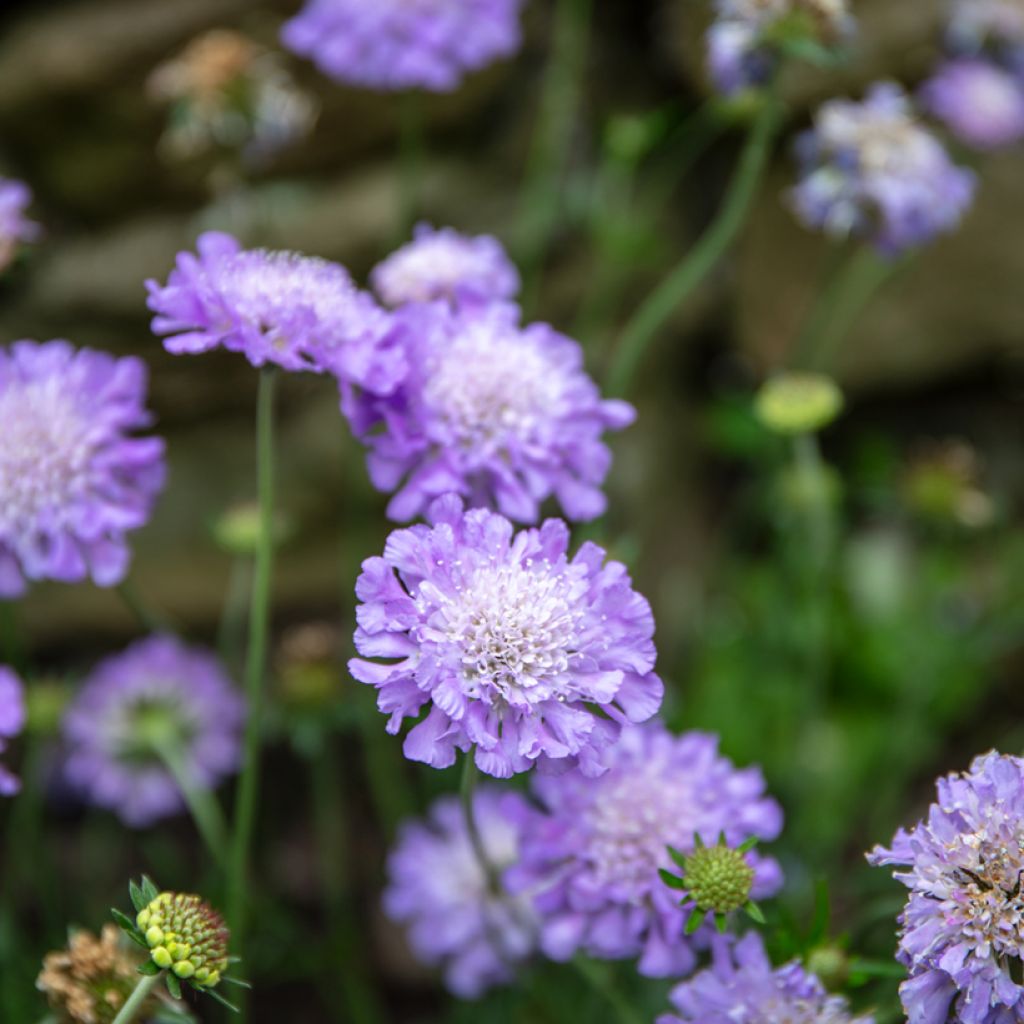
xmin=868 ymin=751 xmax=1024 ymax=1024
xmin=506 ymin=723 xmax=782 ymax=977
xmin=0 ymin=340 xmax=166 ymax=597
xmin=658 ymin=932 xmax=873 ymax=1024
xmin=344 ymin=302 xmax=634 ymax=524
xmin=384 ymin=788 xmax=535 ymax=997
xmin=0 ymin=666 xmax=25 ymax=796
xmin=137 ymin=891 xmax=230 ymax=987
xmin=0 ymin=176 xmax=39 ymax=272
xmin=790 ymin=82 xmax=976 ymax=254
xmin=707 ymin=0 xmax=854 ymax=95
xmin=350 ymin=495 xmax=662 ymax=778
xmin=62 ymin=635 xmax=245 ymax=827
xmin=281 ymin=0 xmax=526 ymax=92
xmin=370 ymin=224 xmax=520 ymax=308
xmin=147 ymin=231 xmax=403 ymax=391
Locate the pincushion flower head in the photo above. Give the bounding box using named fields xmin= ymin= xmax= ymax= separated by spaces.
xmin=868 ymin=751 xmax=1024 ymax=1024
xmin=281 ymin=0 xmax=526 ymax=92
xmin=147 ymin=231 xmax=403 ymax=392
xmin=385 ymin=788 xmax=535 ymax=997
xmin=923 ymin=59 xmax=1024 ymax=149
xmin=344 ymin=302 xmax=635 ymax=524
xmin=0 ymin=176 xmax=39 ymax=272
xmin=0 ymin=666 xmax=25 ymax=796
xmin=658 ymin=932 xmax=874 ymax=1024
xmin=790 ymin=83 xmax=977 ymax=255
xmin=0 ymin=340 xmax=166 ymax=597
xmin=349 ymin=495 xmax=663 ymax=778
xmin=370 ymin=224 xmax=519 ymax=308
xmin=63 ymin=635 xmax=245 ymax=827
xmin=505 ymin=723 xmax=783 ymax=976
xmin=707 ymin=0 xmax=854 ymax=95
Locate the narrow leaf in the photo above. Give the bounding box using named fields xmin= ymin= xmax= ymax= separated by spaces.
xmin=685 ymin=911 xmax=705 ymax=935
xmin=737 ymin=837 xmax=758 ymax=854
xmin=658 ymin=869 xmax=687 ymax=891
xmin=140 ymin=876 xmax=160 ymax=904
xmin=667 ymin=846 xmax=688 ymax=870
xmin=745 ymin=901 xmax=766 ymax=924
xmin=222 ymin=977 xmax=253 ymax=989
xmin=205 ymin=989 xmax=240 ymax=1013
xmin=715 ymin=913 xmax=729 ymax=934
xmin=129 ymin=880 xmax=147 ymax=913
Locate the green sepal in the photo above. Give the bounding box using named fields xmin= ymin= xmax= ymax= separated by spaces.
xmin=140 ymin=876 xmax=160 ymax=904
xmin=658 ymin=868 xmax=688 ymax=891
xmin=692 ymin=833 xmax=705 ymax=850
xmin=715 ymin=913 xmax=729 ymax=934
xmin=165 ymin=973 xmax=182 ymax=1000
xmin=129 ymin=880 xmax=147 ymax=913
xmin=111 ymin=908 xmax=148 ymax=948
xmin=737 ymin=837 xmax=758 ymax=855
xmin=222 ymin=976 xmax=253 ymax=989
xmin=137 ymin=959 xmax=162 ymax=977
xmin=667 ymin=846 xmax=688 ymax=870
xmin=685 ymin=911 xmax=705 ymax=935
xmin=205 ymin=988 xmax=240 ymax=1013
xmin=745 ymin=901 xmax=766 ymax=924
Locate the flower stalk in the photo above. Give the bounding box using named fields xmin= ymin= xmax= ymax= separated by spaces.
xmin=109 ymin=972 xmax=162 ymax=1024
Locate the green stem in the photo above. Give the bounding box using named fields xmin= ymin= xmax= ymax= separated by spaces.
xmin=110 ymin=972 xmax=162 ymax=1024
xmin=571 ymin=957 xmax=642 ymax=1024
xmin=397 ymin=91 xmax=423 ymax=240
xmin=155 ymin=740 xmax=228 ymax=868
xmin=0 ymin=600 xmax=23 ymax=671
xmin=116 ymin=580 xmax=167 ymax=634
xmin=606 ymin=99 xmax=782 ymax=397
xmin=460 ymin=753 xmax=500 ymax=892
xmin=218 ymin=556 xmax=253 ymax=677
xmin=227 ymin=368 xmax=277 ymax=983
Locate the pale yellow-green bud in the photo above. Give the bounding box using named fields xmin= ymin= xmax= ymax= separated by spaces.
xmin=151 ymin=947 xmax=173 ymax=970
xmin=139 ymin=891 xmax=230 ymax=988
xmin=755 ymin=372 xmax=843 ymax=436
xmin=144 ymin=927 xmax=164 ymax=948
xmin=172 ymin=960 xmax=195 ymax=979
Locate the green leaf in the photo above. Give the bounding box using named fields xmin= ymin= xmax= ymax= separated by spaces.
xmin=165 ymin=973 xmax=182 ymax=1000
xmin=137 ymin=960 xmax=161 ymax=977
xmin=685 ymin=911 xmax=705 ymax=935
xmin=737 ymin=837 xmax=758 ymax=854
xmin=140 ymin=877 xmax=160 ymax=904
xmin=204 ymin=989 xmax=240 ymax=1013
xmin=658 ymin=869 xmax=688 ymax=891
xmin=111 ymin=909 xmax=147 ymax=948
xmin=692 ymin=832 xmax=705 ymax=850
xmin=667 ymin=846 xmax=688 ymax=870
xmin=129 ymin=880 xmax=147 ymax=913
xmin=715 ymin=913 xmax=729 ymax=934
xmin=222 ymin=977 xmax=253 ymax=989
xmin=745 ymin=901 xmax=765 ymax=924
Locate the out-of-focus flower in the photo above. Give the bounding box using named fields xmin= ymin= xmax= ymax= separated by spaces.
xmin=657 ymin=932 xmax=873 ymax=1024
xmin=0 ymin=340 xmax=166 ymax=597
xmin=63 ymin=635 xmax=245 ymax=827
xmin=370 ymin=224 xmax=520 ymax=308
xmin=37 ymin=925 xmax=158 ymax=1024
xmin=385 ymin=788 xmax=534 ymax=997
xmin=210 ymin=499 xmax=294 ymax=557
xmin=902 ymin=439 xmax=995 ymax=529
xmin=0 ymin=666 xmax=25 ymax=795
xmin=707 ymin=0 xmax=854 ymax=95
xmin=0 ymin=177 xmax=39 ymax=272
xmin=923 ymin=59 xmax=1024 ymax=149
xmin=755 ymin=372 xmax=844 ymax=435
xmin=281 ymin=0 xmax=526 ymax=92
xmin=350 ymin=494 xmax=662 ymax=778
xmin=948 ymin=0 xmax=1024 ymax=57
xmin=137 ymin=890 xmax=230 ymax=988
xmin=344 ymin=302 xmax=634 ymax=523
xmin=275 ymin=620 xmax=344 ymax=709
xmin=506 ymin=723 xmax=782 ymax=977
xmin=147 ymin=231 xmax=403 ymax=391
xmin=148 ymin=29 xmax=317 ymax=167
xmin=868 ymin=751 xmax=1024 ymax=1024
xmin=790 ymin=83 xmax=976 ymax=254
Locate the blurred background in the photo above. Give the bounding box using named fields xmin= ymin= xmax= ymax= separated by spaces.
xmin=2 ymin=0 xmax=1024 ymax=1021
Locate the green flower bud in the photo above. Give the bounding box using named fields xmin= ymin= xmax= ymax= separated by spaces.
xmin=140 ymin=892 xmax=230 ymax=988
xmin=151 ymin=946 xmax=173 ymax=970
xmin=682 ymin=842 xmax=755 ymax=915
xmin=755 ymin=372 xmax=843 ymax=436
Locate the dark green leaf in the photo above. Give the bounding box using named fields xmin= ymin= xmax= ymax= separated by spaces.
xmin=205 ymin=989 xmax=240 ymax=1013
xmin=667 ymin=846 xmax=688 ymax=870
xmin=685 ymin=912 xmax=705 ymax=935
xmin=715 ymin=913 xmax=729 ymax=934
xmin=137 ymin=960 xmax=161 ymax=977
xmin=737 ymin=837 xmax=758 ymax=854
xmin=165 ymin=973 xmax=182 ymax=1000
xmin=658 ymin=868 xmax=687 ymax=891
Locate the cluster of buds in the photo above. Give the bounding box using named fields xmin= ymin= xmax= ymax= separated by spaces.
xmin=137 ymin=891 xmax=229 ymax=987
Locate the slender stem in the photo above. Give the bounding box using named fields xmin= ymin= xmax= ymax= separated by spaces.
xmin=218 ymin=556 xmax=253 ymax=677
xmin=155 ymin=739 xmax=228 ymax=867
xmin=227 ymin=368 xmax=277 ymax=976
xmin=115 ymin=580 xmax=167 ymax=634
xmin=571 ymin=956 xmax=642 ymax=1024
xmin=606 ymin=99 xmax=782 ymax=397
xmin=110 ymin=972 xmax=162 ymax=1024
xmin=460 ymin=753 xmax=501 ymax=893
xmin=397 ymin=91 xmax=423 ymax=240
xmin=0 ymin=600 xmax=23 ymax=671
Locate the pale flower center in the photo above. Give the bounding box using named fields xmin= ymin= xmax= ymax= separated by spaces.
xmin=382 ymin=239 xmax=477 ymax=302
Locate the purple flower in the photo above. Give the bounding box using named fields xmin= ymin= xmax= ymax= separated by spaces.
xmin=344 ymin=302 xmax=635 ymax=524
xmin=505 ymin=722 xmax=783 ymax=977
xmin=923 ymin=59 xmax=1024 ymax=149
xmin=707 ymin=0 xmax=854 ymax=94
xmin=147 ymin=231 xmax=403 ymax=392
xmin=868 ymin=751 xmax=1024 ymax=1024
xmin=658 ymin=932 xmax=873 ymax=1024
xmin=281 ymin=0 xmax=526 ymax=92
xmin=0 ymin=177 xmax=39 ymax=271
xmin=0 ymin=667 xmax=26 ymax=796
xmin=0 ymin=340 xmax=166 ymax=598
xmin=385 ymin=787 xmax=535 ymax=997
xmin=370 ymin=224 xmax=520 ymax=308
xmin=948 ymin=0 xmax=1024 ymax=58
xmin=790 ymin=82 xmax=977 ymax=254
xmin=349 ymin=494 xmax=663 ymax=778
xmin=62 ymin=635 xmax=245 ymax=827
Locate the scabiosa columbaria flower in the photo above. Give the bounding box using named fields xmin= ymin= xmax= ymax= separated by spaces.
xmin=370 ymin=224 xmax=520 ymax=308
xmin=505 ymin=723 xmax=783 ymax=976
xmin=707 ymin=0 xmax=854 ymax=95
xmin=62 ymin=636 xmax=244 ymax=827
xmin=0 ymin=341 xmax=166 ymax=597
xmin=924 ymin=59 xmax=1024 ymax=149
xmin=0 ymin=666 xmax=25 ymax=795
xmin=147 ymin=231 xmax=403 ymax=391
xmin=657 ymin=932 xmax=873 ymax=1024
xmin=0 ymin=177 xmax=39 ymax=272
xmin=345 ymin=302 xmax=634 ymax=523
xmin=868 ymin=751 xmax=1024 ymax=1024
xmin=349 ymin=495 xmax=662 ymax=778
xmin=385 ymin=788 xmax=534 ymax=997
xmin=790 ymin=83 xmax=976 ymax=254
xmin=282 ymin=0 xmax=526 ymax=92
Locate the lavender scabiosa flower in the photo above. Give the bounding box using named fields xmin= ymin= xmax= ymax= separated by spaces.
xmin=707 ymin=0 xmax=854 ymax=95
xmin=385 ymin=788 xmax=535 ymax=997
xmin=658 ymin=932 xmax=873 ymax=1024
xmin=370 ymin=224 xmax=520 ymax=308
xmin=0 ymin=177 xmax=39 ymax=271
xmin=281 ymin=0 xmax=526 ymax=92
xmin=868 ymin=751 xmax=1024 ymax=1024
xmin=349 ymin=494 xmax=662 ymax=778
xmin=790 ymin=83 xmax=976 ymax=254
xmin=63 ymin=636 xmax=245 ymax=827
xmin=0 ymin=667 xmax=25 ymax=796
xmin=0 ymin=340 xmax=166 ymax=597
xmin=147 ymin=231 xmax=403 ymax=392
xmin=923 ymin=59 xmax=1024 ymax=149
xmin=505 ymin=723 xmax=783 ymax=977
xmin=344 ymin=302 xmax=635 ymax=524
